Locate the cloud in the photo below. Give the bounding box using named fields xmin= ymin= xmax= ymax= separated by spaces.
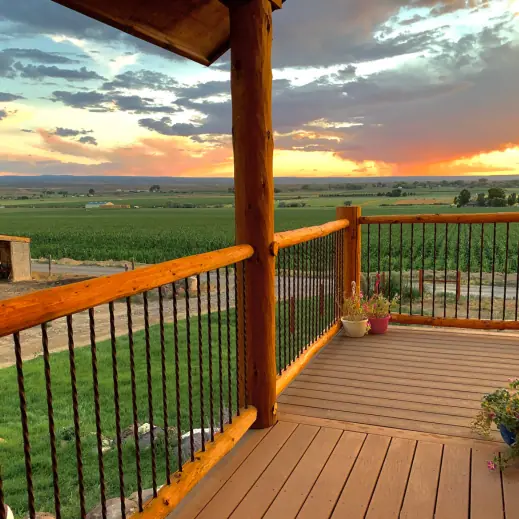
xmin=54 ymin=127 xmax=93 ymax=137
xmin=0 ymin=92 xmax=24 ymax=101
xmin=2 ymin=47 xmax=80 ymax=64
xmin=14 ymin=63 xmax=104 ymax=81
xmin=0 ymin=109 xmax=7 ymax=121
xmin=101 ymin=69 xmax=176 ymax=91
xmin=50 ymin=90 xmax=180 ymax=114
xmin=78 ymin=135 xmax=98 ymax=145
xmin=0 ymin=51 xmax=15 ymax=77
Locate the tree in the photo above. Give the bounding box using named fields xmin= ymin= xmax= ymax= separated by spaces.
xmin=490 ymin=197 xmax=507 ymax=207
xmin=391 ymin=188 xmax=401 ymax=197
xmin=477 ymin=193 xmax=486 ymax=206
xmin=508 ymin=193 xmax=517 ymax=206
xmin=149 ymin=184 xmax=161 ymax=193
xmin=343 ymin=200 xmax=352 ymax=206
xmin=88 ymin=188 xmax=95 ymax=195
xmin=478 ymin=178 xmax=488 ymax=184
xmin=488 ymin=187 xmax=506 ymax=200
xmin=274 ymin=187 xmax=281 ymax=194
xmin=456 ymin=189 xmax=471 ymax=207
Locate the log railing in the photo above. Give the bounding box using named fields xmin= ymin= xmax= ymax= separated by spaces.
xmin=360 ymin=212 xmax=519 ymax=330
xmin=0 ymin=246 xmax=255 ymax=519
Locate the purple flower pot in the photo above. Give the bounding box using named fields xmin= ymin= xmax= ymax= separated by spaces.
xmin=369 ymin=316 xmax=390 ymax=335
xmin=499 ymin=424 xmax=517 ymax=446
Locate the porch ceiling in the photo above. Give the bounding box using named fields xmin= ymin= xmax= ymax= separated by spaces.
xmin=51 ymin=0 xmax=283 ymax=66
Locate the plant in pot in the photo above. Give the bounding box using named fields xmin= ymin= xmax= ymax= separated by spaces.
xmin=341 ymin=281 xmax=369 ymax=338
xmin=472 ymin=377 xmax=519 ymax=470
xmin=365 ymin=273 xmax=399 ymax=334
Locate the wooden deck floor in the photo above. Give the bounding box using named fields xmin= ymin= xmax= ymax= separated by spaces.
xmin=169 ymin=327 xmax=519 ymax=519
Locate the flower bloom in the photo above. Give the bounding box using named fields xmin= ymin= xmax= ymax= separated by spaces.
xmin=487 ymin=461 xmax=497 ymax=471
xmin=488 ymin=411 xmax=496 ymax=419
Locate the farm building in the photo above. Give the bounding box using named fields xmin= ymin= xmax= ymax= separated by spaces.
xmin=0 ymin=234 xmax=31 ymax=281
xmin=85 ymin=201 xmax=114 ymax=209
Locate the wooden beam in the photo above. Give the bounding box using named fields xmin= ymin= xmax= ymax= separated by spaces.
xmin=0 ymin=235 xmax=30 ymax=243
xmin=129 ymin=407 xmax=257 ymax=519
xmin=276 ymin=322 xmax=341 ymax=396
xmin=337 ymin=206 xmax=361 ymax=298
xmin=391 ymin=314 xmax=519 ymax=330
xmin=360 ymin=213 xmax=519 ymax=225
xmin=0 ymin=245 xmax=253 ymax=337
xmin=229 ymin=0 xmax=277 ymax=428
xmin=271 ymin=219 xmax=349 ymax=253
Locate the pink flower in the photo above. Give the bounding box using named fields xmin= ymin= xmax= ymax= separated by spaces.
xmin=488 ymin=411 xmax=496 ymax=420
xmin=487 ymin=461 xmax=497 ymax=471
xmin=508 ymin=378 xmax=518 ymax=382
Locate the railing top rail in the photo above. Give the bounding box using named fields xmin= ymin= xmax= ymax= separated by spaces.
xmin=272 ymin=218 xmax=349 ymax=253
xmin=0 ymin=244 xmax=253 ymax=338
xmin=359 ymin=212 xmax=519 ymax=225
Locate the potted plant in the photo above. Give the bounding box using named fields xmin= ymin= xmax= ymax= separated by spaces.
xmin=365 ymin=273 xmax=399 ymax=334
xmin=341 ymin=281 xmax=369 ymax=338
xmin=472 ymin=377 xmax=519 ymax=470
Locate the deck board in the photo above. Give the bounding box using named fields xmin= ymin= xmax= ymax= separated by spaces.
xmin=168 ymin=327 xmax=519 ymax=519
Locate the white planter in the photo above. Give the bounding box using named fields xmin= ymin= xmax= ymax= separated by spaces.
xmin=341 ymin=318 xmax=369 ymax=338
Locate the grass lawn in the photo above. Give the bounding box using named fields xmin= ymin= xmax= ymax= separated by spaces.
xmin=0 ymin=309 xmax=238 ymax=518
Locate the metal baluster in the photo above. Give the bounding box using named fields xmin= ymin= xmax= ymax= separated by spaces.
xmin=158 ymin=289 xmax=171 ymax=482
xmin=89 ymin=308 xmax=106 ymax=519
xmin=242 ymin=262 xmax=249 ymax=408
xmin=234 ymin=266 xmax=240 ymax=416
xmin=206 ymin=273 xmax=215 ymax=439
xmin=14 ymin=332 xmax=35 ymax=519
xmin=377 ymin=223 xmax=381 ymax=276
xmin=491 ymin=223 xmax=497 ymax=320
xmin=444 ymin=224 xmax=448 ymax=318
xmin=432 ymin=224 xmax=437 ymax=317
xmin=216 ymin=271 xmax=225 ymax=431
xmin=399 ymin=223 xmax=403 ymax=314
xmin=388 ymin=224 xmax=392 ymax=299
xmin=143 ymin=293 xmax=157 ymax=494
xmin=467 ymin=225 xmax=472 ymax=319
xmin=276 ymin=252 xmax=281 ymax=373
xmin=0 ymin=469 xmax=5 ymax=519
xmin=306 ymin=241 xmax=311 ymax=347
xmin=287 ymin=247 xmax=293 ymax=361
xmin=295 ymin=243 xmax=300 ymax=356
xmin=367 ymin=225 xmax=371 ymax=297
xmin=172 ymin=288 xmax=183 ymax=469
xmin=109 ymin=303 xmax=126 ymax=517
xmin=67 ymin=315 xmax=86 ymax=518
xmin=185 ymin=279 xmax=195 ymax=460
xmin=421 ymin=223 xmax=425 ymax=316
xmin=282 ymin=248 xmax=287 ymax=369
xmin=41 ymin=322 xmax=61 ymax=519
xmin=503 ymin=224 xmax=510 ymax=321
xmin=196 ymin=275 xmax=206 ymax=449
xmin=515 ymin=242 xmax=519 ymax=321
xmin=225 ymin=266 xmax=232 ymax=423
xmin=455 ymin=224 xmax=461 ymax=319
xmin=410 ymin=224 xmax=414 ymax=315
xmin=479 ymin=224 xmax=484 ymax=320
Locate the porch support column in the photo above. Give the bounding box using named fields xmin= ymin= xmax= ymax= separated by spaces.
xmin=229 ymin=0 xmax=277 ymax=428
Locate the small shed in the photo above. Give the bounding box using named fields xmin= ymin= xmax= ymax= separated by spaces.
xmin=0 ymin=235 xmax=31 ymax=282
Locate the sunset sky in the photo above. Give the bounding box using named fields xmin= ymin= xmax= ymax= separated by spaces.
xmin=0 ymin=0 xmax=518 ymax=178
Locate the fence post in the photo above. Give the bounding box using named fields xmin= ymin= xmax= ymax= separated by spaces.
xmin=230 ymin=0 xmax=277 ymax=428
xmin=336 ymin=206 xmax=361 ymax=297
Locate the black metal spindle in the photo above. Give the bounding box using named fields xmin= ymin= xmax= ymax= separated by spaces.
xmin=67 ymin=315 xmax=86 ymax=519
xmin=388 ymin=224 xmax=393 ymax=299
xmin=277 ymin=252 xmax=281 ymax=374
xmin=421 ymin=223 xmax=425 ymax=316
xmin=467 ymin=225 xmax=472 ymax=319
xmin=287 ymin=247 xmax=293 ymax=361
xmin=515 ymin=242 xmax=519 ymax=321
xmin=503 ymin=224 xmax=510 ymax=320
xmin=185 ymin=278 xmax=195 ymax=460
xmin=327 ymin=234 xmax=333 ymax=328
xmin=89 ymin=308 xmax=106 ymax=519
xmin=444 ymin=224 xmax=448 ymax=318
xmin=0 ymin=469 xmax=5 ymax=519
xmin=377 ymin=224 xmax=381 ymax=276
xmin=14 ymin=332 xmax=35 ymax=519
xmin=242 ymin=262 xmax=248 ymax=408
xmin=109 ymin=303 xmax=126 ymax=517
xmin=282 ymin=248 xmax=287 ymax=368
xmin=143 ymin=293 xmax=157 ymax=494
xmin=399 ymin=223 xmax=403 ymax=314
xmin=491 ymin=223 xmax=497 ymax=320
xmin=479 ymin=224 xmax=484 ymax=320
xmin=216 ymin=270 xmax=224 ymax=431
xmin=367 ymin=224 xmax=371 ymax=297
xmin=409 ymin=224 xmax=414 ymax=315
xmin=127 ymin=297 xmax=143 ymax=502
xmin=312 ymin=240 xmax=317 ymax=342
xmin=318 ymin=237 xmax=324 ymax=336
xmin=295 ymin=243 xmax=300 ymax=356
xmin=206 ymin=272 xmax=215 ymax=440
xmin=225 ymin=266 xmax=232 ymax=423
xmin=41 ymin=322 xmax=61 ymax=519
xmin=234 ymin=266 xmax=240 ymax=416
xmin=433 ymin=224 xmax=437 ymax=317
xmin=196 ymin=275 xmax=206 ymax=449
xmin=172 ymin=288 xmax=183 ymax=470
xmin=307 ymin=240 xmax=312 ymax=347
xmin=455 ymin=224 xmax=461 ymax=319
xmin=158 ymin=289 xmax=171 ymax=482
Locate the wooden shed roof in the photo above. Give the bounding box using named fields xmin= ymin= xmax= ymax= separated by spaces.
xmin=52 ymin=0 xmax=282 ymax=66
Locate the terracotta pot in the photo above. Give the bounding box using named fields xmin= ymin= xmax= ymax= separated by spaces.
xmin=369 ymin=316 xmax=390 ymax=334
xmin=341 ymin=318 xmax=369 ymax=338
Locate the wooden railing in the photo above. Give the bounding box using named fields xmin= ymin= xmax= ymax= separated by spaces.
xmin=0 ymin=246 xmax=256 ymax=519
xmin=360 ymin=212 xmax=519 ymax=330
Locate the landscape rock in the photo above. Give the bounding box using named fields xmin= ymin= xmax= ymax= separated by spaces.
xmin=23 ymin=513 xmax=55 ymax=519
xmin=129 ymin=486 xmax=163 ymax=506
xmin=5 ymin=505 xmax=14 ymax=519
xmin=122 ymin=423 xmax=164 ymax=450
xmin=86 ymin=498 xmax=138 ymax=519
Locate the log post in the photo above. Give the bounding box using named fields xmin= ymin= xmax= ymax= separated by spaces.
xmin=229 ymin=0 xmax=277 ymax=428
xmin=336 ymin=206 xmax=361 ymax=298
